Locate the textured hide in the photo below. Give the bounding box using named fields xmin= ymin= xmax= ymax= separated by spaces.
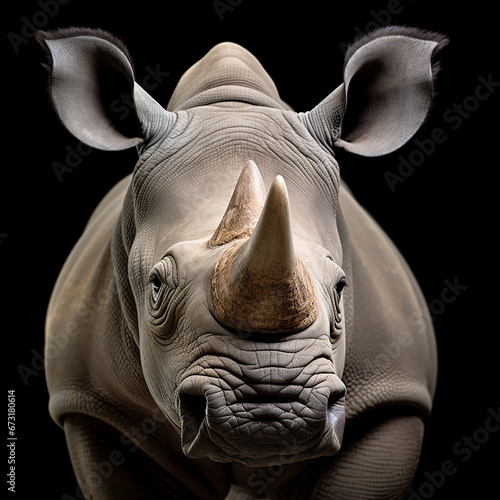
xmin=40 ymin=26 xmax=447 ymax=500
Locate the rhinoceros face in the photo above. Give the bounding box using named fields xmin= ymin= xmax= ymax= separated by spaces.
xmin=137 ymin=158 xmax=347 ymax=465
xmin=129 ymin=102 xmax=348 ymax=464
xmin=39 ymin=26 xmax=446 ymax=465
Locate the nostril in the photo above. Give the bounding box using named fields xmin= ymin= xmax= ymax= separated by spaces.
xmin=179 ymin=394 xmax=207 ymax=443
xmin=327 ymin=389 xmax=346 ymax=436
xmin=180 ymin=394 xmax=206 ymax=422
xmin=327 ymin=392 xmax=345 ymax=410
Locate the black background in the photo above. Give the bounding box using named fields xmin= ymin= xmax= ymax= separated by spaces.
xmin=4 ymin=0 xmax=498 ymax=498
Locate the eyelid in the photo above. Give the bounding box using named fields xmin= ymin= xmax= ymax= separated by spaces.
xmin=326 ymin=256 xmax=345 ymax=278
xmin=151 ymin=278 xmax=161 ymax=302
xmin=335 ymin=277 xmax=348 ymax=294
xmin=149 ymin=255 xmax=178 ymax=287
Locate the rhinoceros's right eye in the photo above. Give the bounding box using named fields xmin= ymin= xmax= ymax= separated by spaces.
xmin=148 ymin=256 xmax=178 ymax=307
xmin=149 ymin=257 xmax=179 ymax=341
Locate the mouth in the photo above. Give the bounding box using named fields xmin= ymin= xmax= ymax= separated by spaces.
xmin=178 ymin=377 xmax=345 ymax=466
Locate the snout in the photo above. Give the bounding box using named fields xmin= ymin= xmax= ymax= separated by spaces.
xmin=177 ymin=351 xmax=345 ymax=466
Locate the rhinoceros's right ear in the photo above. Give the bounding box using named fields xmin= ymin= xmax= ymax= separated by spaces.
xmin=37 ymin=28 xmax=175 ymax=151
xmin=299 ymin=26 xmax=448 ymax=157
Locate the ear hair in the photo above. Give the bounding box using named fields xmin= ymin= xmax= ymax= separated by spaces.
xmin=345 ymin=26 xmax=449 ymax=83
xmin=299 ymin=26 xmax=449 ymax=157
xmin=36 ymin=27 xmax=135 ymax=80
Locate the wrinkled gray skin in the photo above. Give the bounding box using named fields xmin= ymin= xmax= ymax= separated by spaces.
xmin=41 ymin=26 xmax=446 ymax=499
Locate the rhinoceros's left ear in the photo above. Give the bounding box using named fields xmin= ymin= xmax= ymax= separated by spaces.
xmin=37 ymin=28 xmax=175 ymax=151
xmin=299 ymin=27 xmax=448 ymax=157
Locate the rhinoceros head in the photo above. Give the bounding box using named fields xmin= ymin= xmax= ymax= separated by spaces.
xmin=38 ymin=26 xmax=445 ymax=466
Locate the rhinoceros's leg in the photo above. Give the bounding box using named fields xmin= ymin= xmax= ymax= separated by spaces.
xmin=292 ymin=411 xmax=425 ymax=500
xmin=64 ymin=414 xmax=193 ymax=499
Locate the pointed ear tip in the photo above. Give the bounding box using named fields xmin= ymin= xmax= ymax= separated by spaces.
xmin=35 ymin=30 xmax=49 ymax=44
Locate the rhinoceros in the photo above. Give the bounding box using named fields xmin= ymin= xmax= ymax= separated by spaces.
xmin=39 ymin=26 xmax=447 ymax=499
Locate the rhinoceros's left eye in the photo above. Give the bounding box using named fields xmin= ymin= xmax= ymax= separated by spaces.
xmin=150 ymin=276 xmax=162 ymax=303
xmin=335 ymin=277 xmax=347 ymax=295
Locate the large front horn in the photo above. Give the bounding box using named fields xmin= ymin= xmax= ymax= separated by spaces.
xmin=211 ymin=174 xmax=318 ymax=334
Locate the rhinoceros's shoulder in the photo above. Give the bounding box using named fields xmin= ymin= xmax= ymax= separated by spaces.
xmin=45 ymin=174 xmax=150 ymax=425
xmin=337 ymin=182 xmax=437 ymax=424
xmin=46 ymin=174 xmax=131 ymax=310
